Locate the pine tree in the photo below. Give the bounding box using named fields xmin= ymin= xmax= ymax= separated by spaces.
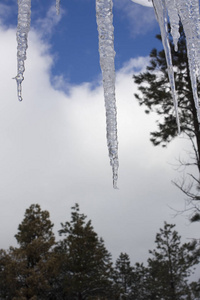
xmin=6 ymin=204 xmax=57 ymax=299
xmin=130 ymin=262 xmax=150 ymax=300
xmin=133 ymin=26 xmax=200 ymax=220
xmin=189 ymin=279 xmax=200 ymax=300
xmin=146 ymin=222 xmax=198 ymax=300
xmin=56 ymin=203 xmax=114 ymax=300
xmin=114 ymin=253 xmax=133 ymax=299
xmin=0 ymin=249 xmax=19 ymax=299
xmin=133 ymin=26 xmax=200 ymax=172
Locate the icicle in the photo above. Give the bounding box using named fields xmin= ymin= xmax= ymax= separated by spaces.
xmin=96 ymin=0 xmax=119 ymax=188
xmin=165 ymin=0 xmax=180 ymax=52
xmin=153 ymin=0 xmax=180 ymax=133
xmin=189 ymin=0 xmax=200 ymax=80
xmin=15 ymin=0 xmax=31 ymax=102
xmin=56 ymin=0 xmax=60 ymax=15
xmin=176 ymin=0 xmax=200 ymax=124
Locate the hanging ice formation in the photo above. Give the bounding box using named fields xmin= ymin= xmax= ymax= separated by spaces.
xmin=133 ymin=0 xmax=200 ymax=128
xmin=96 ymin=0 xmax=119 ymax=188
xmin=56 ymin=0 xmax=60 ymax=15
xmin=174 ymin=0 xmax=200 ymax=124
xmin=15 ymin=0 xmax=31 ymax=102
xmin=153 ymin=0 xmax=180 ymax=133
xmin=14 ymin=0 xmax=200 ymax=186
xmin=152 ymin=0 xmax=200 ymax=129
xmin=15 ymin=0 xmax=59 ymax=101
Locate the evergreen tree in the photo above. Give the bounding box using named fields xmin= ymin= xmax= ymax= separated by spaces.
xmin=133 ymin=26 xmax=200 ymax=171
xmin=130 ymin=262 xmax=150 ymax=300
xmin=146 ymin=222 xmax=198 ymax=300
xmin=114 ymin=253 xmax=133 ymax=299
xmin=189 ymin=279 xmax=200 ymax=300
xmin=0 ymin=204 xmax=57 ymax=299
xmin=15 ymin=203 xmax=55 ymax=254
xmin=0 ymin=249 xmax=19 ymax=299
xmin=133 ymin=26 xmax=200 ymax=219
xmin=56 ymin=203 xmax=114 ymax=300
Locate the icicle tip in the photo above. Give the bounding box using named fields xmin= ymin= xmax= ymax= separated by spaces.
xmin=13 ymin=75 xmax=23 ymax=102
xmin=113 ymin=181 xmax=119 ymax=189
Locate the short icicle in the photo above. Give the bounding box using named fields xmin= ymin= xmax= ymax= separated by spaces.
xmin=96 ymin=0 xmax=119 ymax=188
xmin=56 ymin=0 xmax=60 ymax=15
xmin=15 ymin=0 xmax=31 ymax=101
xmin=153 ymin=0 xmax=180 ymax=133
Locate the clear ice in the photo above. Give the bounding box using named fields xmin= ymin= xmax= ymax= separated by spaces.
xmin=152 ymin=0 xmax=200 ymax=127
xmin=56 ymin=0 xmax=60 ymax=15
xmin=153 ymin=0 xmax=180 ymax=133
xmin=15 ymin=0 xmax=31 ymax=102
xmin=13 ymin=0 xmax=200 ymax=186
xmin=175 ymin=0 xmax=200 ymax=123
xmin=96 ymin=0 xmax=119 ymax=188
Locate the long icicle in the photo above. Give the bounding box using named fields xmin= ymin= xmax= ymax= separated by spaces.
xmin=176 ymin=0 xmax=200 ymax=124
xmin=153 ymin=0 xmax=180 ymax=133
xmin=15 ymin=0 xmax=31 ymax=101
xmin=189 ymin=0 xmax=200 ymax=80
xmin=96 ymin=0 xmax=119 ymax=188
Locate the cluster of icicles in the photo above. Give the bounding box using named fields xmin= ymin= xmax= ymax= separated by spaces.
xmin=15 ymin=0 xmax=200 ymax=188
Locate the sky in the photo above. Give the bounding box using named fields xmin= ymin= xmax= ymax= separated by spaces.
xmin=0 ymin=0 xmax=200 ymax=275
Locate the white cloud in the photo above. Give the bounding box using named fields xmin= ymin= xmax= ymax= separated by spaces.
xmin=114 ymin=0 xmax=157 ymax=37
xmin=119 ymin=56 xmax=150 ymax=74
xmin=0 ymin=21 xmax=199 ymax=271
xmin=130 ymin=0 xmax=153 ymax=7
xmin=34 ymin=4 xmax=64 ymax=38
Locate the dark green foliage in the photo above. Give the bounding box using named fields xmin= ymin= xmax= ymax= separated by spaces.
xmin=15 ymin=204 xmax=55 ymax=249
xmin=0 ymin=205 xmax=199 ymax=300
xmin=0 ymin=249 xmax=18 ymax=299
xmin=0 ymin=204 xmax=57 ymax=299
xmin=115 ymin=223 xmax=200 ymax=300
xmin=189 ymin=279 xmax=200 ymax=299
xmin=0 ymin=204 xmax=115 ymax=300
xmin=133 ymin=27 xmax=200 ymax=171
xmin=130 ymin=262 xmax=150 ymax=300
xmin=113 ymin=252 xmax=133 ymax=299
xmin=55 ymin=203 xmax=114 ymax=300
xmin=190 ymin=213 xmax=200 ymax=222
xmin=113 ymin=223 xmax=200 ymax=300
xmin=134 ymin=25 xmax=200 ymax=219
xmin=146 ymin=222 xmax=198 ymax=300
